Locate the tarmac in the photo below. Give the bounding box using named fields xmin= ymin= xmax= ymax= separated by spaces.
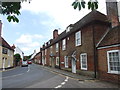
xmin=40 ymin=65 xmax=96 ymax=81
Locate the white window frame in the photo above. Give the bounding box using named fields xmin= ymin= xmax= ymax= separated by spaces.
xmin=64 ymin=56 xmax=68 ymax=68
xmin=107 ymin=50 xmax=120 ymax=74
xmin=56 ymin=57 xmax=59 ymax=66
xmin=75 ymin=31 xmax=81 ymax=46
xmin=50 ymin=46 xmax=53 ymax=53
xmin=80 ymin=53 xmax=87 ymax=70
xmin=62 ymin=39 xmax=66 ymax=50
xmin=56 ymin=43 xmax=59 ymax=52
xmin=45 ymin=49 xmax=47 ymax=55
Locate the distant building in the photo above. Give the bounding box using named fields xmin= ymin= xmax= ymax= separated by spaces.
xmin=11 ymin=45 xmax=24 ymax=66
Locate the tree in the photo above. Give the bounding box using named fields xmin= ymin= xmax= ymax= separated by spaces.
xmin=72 ymin=0 xmax=98 ymax=11
xmin=0 ymin=0 xmax=99 ymax=23
xmin=14 ymin=53 xmax=21 ymax=66
xmin=0 ymin=0 xmax=30 ymax=23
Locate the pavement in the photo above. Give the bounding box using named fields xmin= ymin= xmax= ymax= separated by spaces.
xmin=40 ymin=65 xmax=95 ymax=81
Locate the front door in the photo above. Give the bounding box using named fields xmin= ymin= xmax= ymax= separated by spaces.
xmin=51 ymin=57 xmax=55 ymax=68
xmin=72 ymin=58 xmax=76 ymax=73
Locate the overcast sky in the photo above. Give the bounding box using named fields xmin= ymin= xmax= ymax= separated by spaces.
xmin=0 ymin=0 xmax=120 ymax=56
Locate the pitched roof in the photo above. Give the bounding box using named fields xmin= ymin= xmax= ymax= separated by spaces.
xmin=43 ymin=10 xmax=110 ymax=49
xmin=2 ymin=37 xmax=14 ymax=51
xmin=98 ymin=25 xmax=120 ymax=47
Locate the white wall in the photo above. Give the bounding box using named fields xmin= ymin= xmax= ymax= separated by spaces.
xmin=14 ymin=47 xmax=24 ymax=61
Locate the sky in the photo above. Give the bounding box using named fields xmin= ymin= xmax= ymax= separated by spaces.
xmin=0 ymin=0 xmax=120 ymax=56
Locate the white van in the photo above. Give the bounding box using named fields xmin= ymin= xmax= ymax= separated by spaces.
xmin=22 ymin=61 xmax=28 ymax=67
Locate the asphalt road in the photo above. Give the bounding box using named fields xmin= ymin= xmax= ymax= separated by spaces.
xmin=2 ymin=64 xmax=118 ymax=89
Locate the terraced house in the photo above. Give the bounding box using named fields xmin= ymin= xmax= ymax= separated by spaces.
xmin=38 ymin=1 xmax=120 ymax=83
xmin=0 ymin=20 xmax=14 ymax=70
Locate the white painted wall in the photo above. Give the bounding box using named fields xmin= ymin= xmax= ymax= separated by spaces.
xmin=14 ymin=47 xmax=24 ymax=61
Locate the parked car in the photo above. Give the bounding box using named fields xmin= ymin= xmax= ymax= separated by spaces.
xmin=22 ymin=61 xmax=28 ymax=67
xmin=27 ymin=60 xmax=32 ymax=64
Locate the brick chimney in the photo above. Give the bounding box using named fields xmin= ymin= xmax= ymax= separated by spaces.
xmin=106 ymin=0 xmax=119 ymax=27
xmin=53 ymin=29 xmax=58 ymax=39
xmin=11 ymin=44 xmax=16 ymax=50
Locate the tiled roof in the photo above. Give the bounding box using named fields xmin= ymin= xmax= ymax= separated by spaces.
xmin=43 ymin=10 xmax=110 ymax=49
xmin=98 ymin=25 xmax=120 ymax=47
xmin=2 ymin=37 xmax=14 ymax=51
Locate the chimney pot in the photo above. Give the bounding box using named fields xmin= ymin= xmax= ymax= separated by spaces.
xmin=53 ymin=29 xmax=58 ymax=39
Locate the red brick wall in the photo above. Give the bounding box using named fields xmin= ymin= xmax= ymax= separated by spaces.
xmin=98 ymin=46 xmax=120 ymax=83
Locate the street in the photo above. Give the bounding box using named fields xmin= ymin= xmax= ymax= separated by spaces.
xmin=2 ymin=64 xmax=118 ymax=88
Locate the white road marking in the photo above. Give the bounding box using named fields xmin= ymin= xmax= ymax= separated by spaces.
xmin=27 ymin=66 xmax=30 ymax=72
xmin=54 ymin=76 xmax=69 ymax=88
xmin=55 ymin=85 xmax=62 ymax=88
xmin=61 ymin=82 xmax=66 ymax=85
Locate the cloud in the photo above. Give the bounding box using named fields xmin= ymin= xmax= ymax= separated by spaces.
xmin=21 ymin=0 xmax=108 ymax=30
xmin=15 ymin=34 xmax=43 ymax=55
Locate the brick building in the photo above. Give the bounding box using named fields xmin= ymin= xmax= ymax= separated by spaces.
xmin=97 ymin=26 xmax=120 ymax=83
xmin=38 ymin=1 xmax=120 ymax=83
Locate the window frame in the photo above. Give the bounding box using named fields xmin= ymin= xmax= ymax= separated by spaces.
xmin=56 ymin=43 xmax=59 ymax=52
xmin=64 ymin=56 xmax=68 ymax=68
xmin=80 ymin=53 xmax=87 ymax=70
xmin=107 ymin=50 xmax=120 ymax=74
xmin=75 ymin=31 xmax=81 ymax=46
xmin=62 ymin=39 xmax=66 ymax=50
xmin=56 ymin=57 xmax=59 ymax=66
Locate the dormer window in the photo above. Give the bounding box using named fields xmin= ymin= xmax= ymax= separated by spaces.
xmin=66 ymin=26 xmax=73 ymax=33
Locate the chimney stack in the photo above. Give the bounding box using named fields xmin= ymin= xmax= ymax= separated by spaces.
xmin=106 ymin=0 xmax=119 ymax=27
xmin=53 ymin=29 xmax=58 ymax=39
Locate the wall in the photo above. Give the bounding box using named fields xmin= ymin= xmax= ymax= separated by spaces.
xmin=2 ymin=47 xmax=14 ymax=69
xmin=98 ymin=46 xmax=120 ymax=83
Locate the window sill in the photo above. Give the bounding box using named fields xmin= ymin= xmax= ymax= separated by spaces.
xmin=81 ymin=68 xmax=87 ymax=70
xmin=107 ymin=71 xmax=119 ymax=75
xmin=76 ymin=44 xmax=81 ymax=47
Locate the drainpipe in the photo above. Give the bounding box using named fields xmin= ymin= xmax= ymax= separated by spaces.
xmin=58 ymin=42 xmax=61 ymax=69
xmin=92 ymin=25 xmax=97 ymax=78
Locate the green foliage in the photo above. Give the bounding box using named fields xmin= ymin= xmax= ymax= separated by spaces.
xmin=1 ymin=2 xmax=21 ymax=23
xmin=14 ymin=53 xmax=21 ymax=62
xmin=23 ymin=55 xmax=32 ymax=61
xmin=72 ymin=0 xmax=98 ymax=11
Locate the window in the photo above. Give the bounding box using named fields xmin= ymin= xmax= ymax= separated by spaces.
xmin=80 ymin=53 xmax=87 ymax=70
xmin=2 ymin=48 xmax=8 ymax=54
xmin=107 ymin=50 xmax=120 ymax=74
xmin=56 ymin=57 xmax=59 ymax=66
xmin=56 ymin=43 xmax=59 ymax=52
xmin=62 ymin=39 xmax=66 ymax=50
xmin=75 ymin=31 xmax=81 ymax=46
xmin=50 ymin=46 xmax=53 ymax=53
xmin=64 ymin=56 xmax=68 ymax=68
xmin=45 ymin=49 xmax=47 ymax=55
xmin=66 ymin=26 xmax=73 ymax=33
